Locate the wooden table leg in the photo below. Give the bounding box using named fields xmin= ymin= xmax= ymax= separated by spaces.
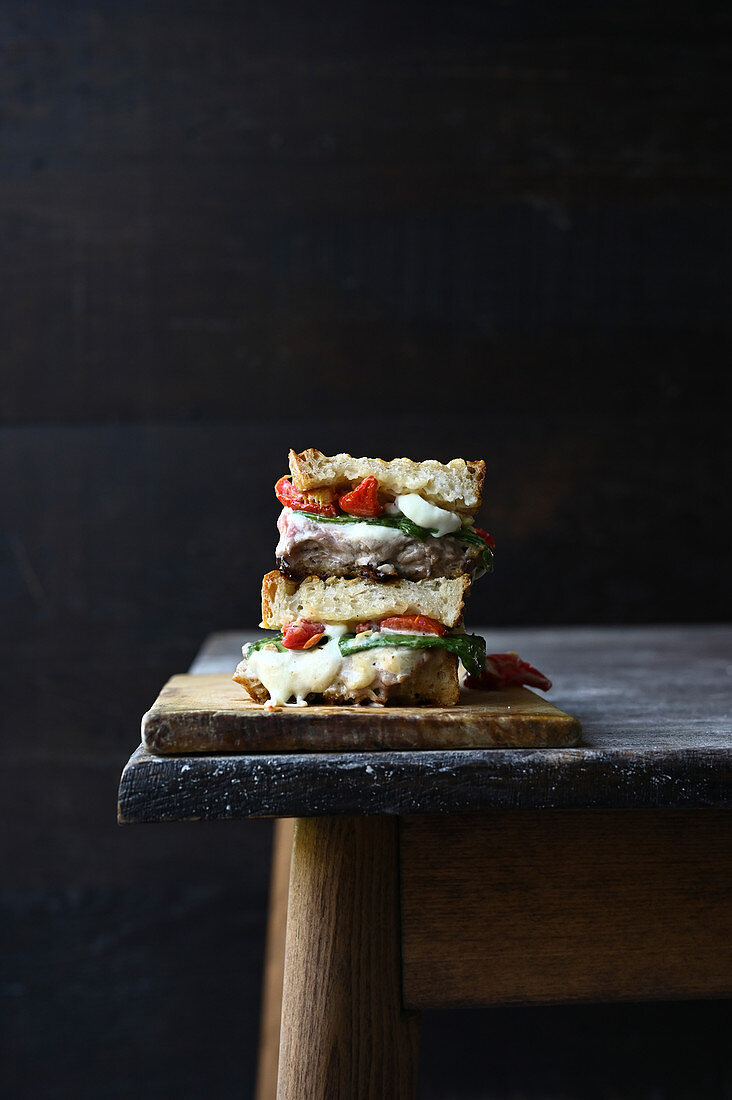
xmin=255 ymin=818 xmax=295 ymax=1100
xmin=277 ymin=816 xmax=420 ymax=1100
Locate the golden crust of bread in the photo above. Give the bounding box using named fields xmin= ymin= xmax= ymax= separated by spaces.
xmin=288 ymin=449 xmax=485 ymax=514
xmin=375 ymin=648 xmax=457 ymax=705
xmin=260 ymin=570 xmax=470 ymax=629
xmin=232 ymin=661 xmax=270 ymax=703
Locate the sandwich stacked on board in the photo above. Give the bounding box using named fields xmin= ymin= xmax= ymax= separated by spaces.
xmin=234 ymin=448 xmax=500 ymax=709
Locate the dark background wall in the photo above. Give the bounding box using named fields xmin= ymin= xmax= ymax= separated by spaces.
xmin=1 ymin=2 xmax=730 ymax=1097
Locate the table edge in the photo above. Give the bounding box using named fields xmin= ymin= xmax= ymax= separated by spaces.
xmin=117 ymin=743 xmax=732 ymax=822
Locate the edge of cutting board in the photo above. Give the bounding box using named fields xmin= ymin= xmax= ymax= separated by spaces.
xmin=141 ymin=673 xmax=582 ymax=753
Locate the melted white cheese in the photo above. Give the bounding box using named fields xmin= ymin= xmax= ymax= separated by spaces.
xmin=282 ymin=501 xmax=463 ymax=545
xmin=246 ymin=624 xmax=347 ymax=708
xmin=281 ymin=509 xmax=405 ymax=547
xmin=378 ymin=627 xmax=439 ymax=636
xmin=339 ymin=647 xmax=422 ymax=692
xmin=246 ymin=628 xmax=426 ymax=707
xmin=394 ymin=493 xmax=462 ymax=537
xmin=337 ymin=521 xmax=404 ymax=547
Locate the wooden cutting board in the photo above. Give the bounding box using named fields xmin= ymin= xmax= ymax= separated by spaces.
xmin=141 ymin=673 xmax=582 ymax=753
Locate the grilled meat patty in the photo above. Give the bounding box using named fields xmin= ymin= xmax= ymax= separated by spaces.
xmin=275 ymin=509 xmax=483 ymax=582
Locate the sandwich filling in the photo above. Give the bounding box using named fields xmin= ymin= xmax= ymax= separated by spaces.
xmin=275 ymin=482 xmax=493 ymax=582
xmin=276 ymin=509 xmax=489 ymax=581
xmin=273 ymin=474 xmax=494 ymax=582
xmin=235 ymin=617 xmax=486 ymax=707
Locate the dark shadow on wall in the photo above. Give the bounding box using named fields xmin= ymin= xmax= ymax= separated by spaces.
xmin=1 ymin=0 xmax=730 ymax=1096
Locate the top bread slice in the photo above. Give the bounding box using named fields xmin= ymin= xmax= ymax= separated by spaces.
xmin=261 ymin=570 xmax=470 ymax=629
xmin=288 ymin=449 xmax=485 ymax=514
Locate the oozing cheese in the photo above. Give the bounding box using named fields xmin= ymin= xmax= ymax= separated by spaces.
xmin=245 ymin=626 xmax=425 ymax=707
xmin=339 ymin=646 xmax=423 ymax=692
xmin=246 ymin=625 xmax=347 ymax=707
xmin=394 ymin=493 xmax=462 ymax=537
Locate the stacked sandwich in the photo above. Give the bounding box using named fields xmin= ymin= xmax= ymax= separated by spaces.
xmin=233 ymin=448 xmax=496 ymax=708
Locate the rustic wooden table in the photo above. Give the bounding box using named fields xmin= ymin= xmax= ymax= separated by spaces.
xmin=119 ymin=625 xmax=732 ymax=1100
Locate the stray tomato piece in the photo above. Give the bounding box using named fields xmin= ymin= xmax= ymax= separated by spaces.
xmin=465 ymin=651 xmax=552 ymax=691
xmin=474 ymin=527 xmax=495 ymax=550
xmin=380 ymin=615 xmax=447 ymax=636
xmin=274 ymin=476 xmax=339 ymax=516
xmin=338 ymin=476 xmax=384 ymax=517
xmin=356 ymin=621 xmax=378 ymax=634
xmin=274 ymin=475 xmax=300 ymax=508
xmin=281 ymin=619 xmax=327 ymax=650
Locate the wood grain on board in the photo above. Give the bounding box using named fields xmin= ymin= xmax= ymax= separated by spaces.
xmin=141 ymin=673 xmax=582 ymax=754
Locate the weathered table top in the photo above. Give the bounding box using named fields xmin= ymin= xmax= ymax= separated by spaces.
xmin=118 ymin=625 xmax=731 ymax=821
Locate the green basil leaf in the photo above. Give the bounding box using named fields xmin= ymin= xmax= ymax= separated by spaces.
xmin=297 ymin=511 xmax=434 ymax=541
xmin=245 ymin=630 xmax=331 ymax=656
xmin=453 ymin=528 xmax=494 ymax=574
xmin=295 ymin=510 xmax=494 ymax=571
xmin=339 ymin=631 xmax=486 ymax=679
xmin=245 ymin=633 xmax=286 ymax=656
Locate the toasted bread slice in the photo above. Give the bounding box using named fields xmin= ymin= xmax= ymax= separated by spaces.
xmin=288 ymin=449 xmax=485 ymax=514
xmin=234 ymin=646 xmax=459 ymax=706
xmin=261 ymin=570 xmax=469 ymax=629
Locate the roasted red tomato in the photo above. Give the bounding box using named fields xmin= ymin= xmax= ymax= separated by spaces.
xmin=274 ymin=476 xmax=339 ymax=517
xmin=338 ymin=476 xmax=383 ymax=517
xmin=474 ymin=527 xmax=495 ymax=550
xmin=380 ymin=615 xmax=447 ymax=636
xmin=281 ymin=619 xmax=327 ymax=650
xmin=465 ymin=651 xmax=551 ymax=691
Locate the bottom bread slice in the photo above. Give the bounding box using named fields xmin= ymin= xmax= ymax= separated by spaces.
xmin=234 ymin=644 xmax=458 ymax=707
